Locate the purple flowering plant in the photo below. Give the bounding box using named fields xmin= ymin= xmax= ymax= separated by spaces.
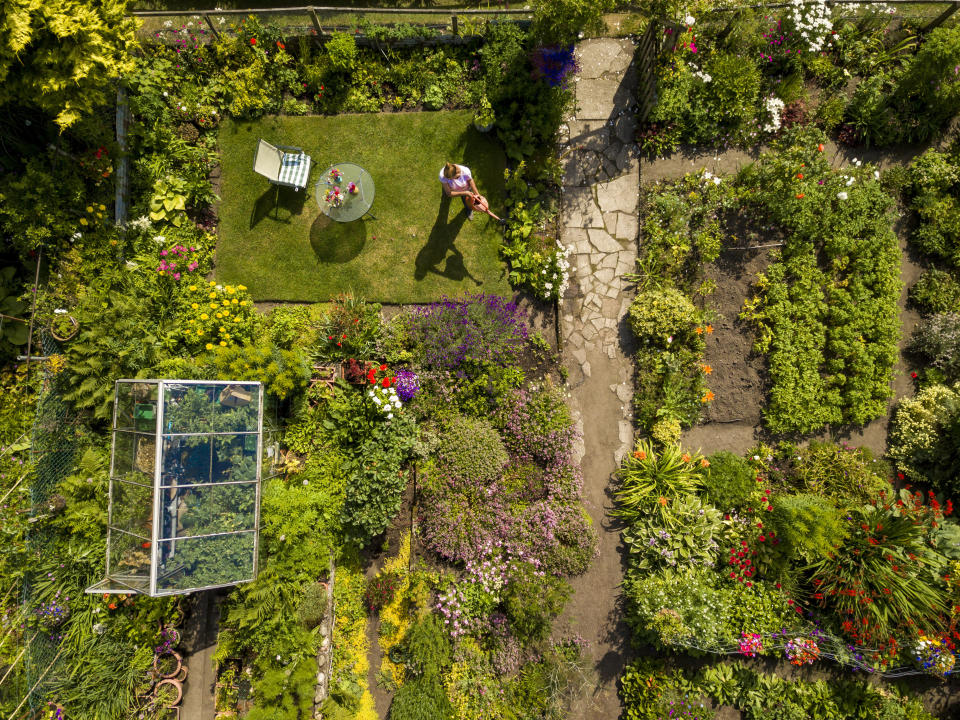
xmin=407 ymin=294 xmax=529 ymax=377
xmin=531 ymin=45 xmax=580 ymax=89
xmin=394 ymin=369 xmax=420 ymax=403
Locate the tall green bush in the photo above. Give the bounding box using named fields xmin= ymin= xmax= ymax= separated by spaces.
xmin=889 ymin=382 xmax=960 ymax=495
xmin=702 ymin=451 xmax=755 ymax=512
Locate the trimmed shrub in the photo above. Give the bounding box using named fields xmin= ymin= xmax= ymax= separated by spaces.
xmin=628 ymin=287 xmax=700 ymax=346
xmin=436 ymin=414 xmax=508 ymax=485
xmin=702 ymin=451 xmax=755 ymax=512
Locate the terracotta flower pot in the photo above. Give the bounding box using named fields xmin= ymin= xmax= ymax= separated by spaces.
xmin=154 ymin=678 xmax=182 ymax=708
xmin=49 ymin=315 xmax=78 ymax=342
xmin=154 ymin=650 xmax=182 ymax=679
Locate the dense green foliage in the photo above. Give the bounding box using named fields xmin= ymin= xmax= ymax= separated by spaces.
xmin=618 ymin=439 xmax=958 ymax=675
xmin=620 ymin=660 xmax=936 ymax=720
xmin=739 ymin=128 xmax=900 ymax=433
xmin=641 ymin=13 xmax=960 ymax=153
xmin=0 ymin=0 xmax=138 ymax=129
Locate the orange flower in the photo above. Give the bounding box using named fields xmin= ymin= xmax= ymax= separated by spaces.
xmin=681 ymin=453 xmax=691 ymax=463
xmin=108 ymin=603 xmax=117 ymax=610
xmin=797 ymin=173 xmax=804 ymax=179
xmin=701 ymin=390 xmax=715 ymax=403
xmin=700 ymin=458 xmax=710 ymax=468
xmin=658 ymin=496 xmax=669 ymax=506
xmin=705 ymin=325 xmax=713 ymax=334
xmin=795 ymin=193 xmax=805 ymax=199
xmin=817 ymin=143 xmax=824 ymax=152
xmin=633 ymin=450 xmax=647 ymax=460
xmin=701 ymin=364 xmax=713 ymax=374
xmin=695 ymin=326 xmax=704 ymax=335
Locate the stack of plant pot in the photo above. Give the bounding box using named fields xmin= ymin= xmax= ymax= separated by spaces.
xmin=312 ymin=558 xmax=336 ymax=720
xmin=149 ymin=627 xmax=187 ymax=720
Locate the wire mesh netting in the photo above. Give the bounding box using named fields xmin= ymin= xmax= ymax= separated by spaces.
xmin=20 ymin=332 xmax=82 ymax=712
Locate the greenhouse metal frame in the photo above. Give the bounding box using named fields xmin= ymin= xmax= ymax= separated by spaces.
xmin=86 ymin=379 xmax=264 ymax=596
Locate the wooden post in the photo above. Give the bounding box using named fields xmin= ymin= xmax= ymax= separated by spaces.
xmin=309 ymin=7 xmax=324 ymax=37
xmin=452 ymin=13 xmax=459 ymax=35
xmin=203 ymin=12 xmax=221 ymax=40
xmin=921 ymin=1 xmax=959 ymax=32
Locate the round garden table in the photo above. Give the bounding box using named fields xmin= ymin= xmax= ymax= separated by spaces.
xmin=315 ymin=162 xmax=375 ymax=222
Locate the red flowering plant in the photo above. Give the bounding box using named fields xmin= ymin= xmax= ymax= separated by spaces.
xmin=805 ymin=498 xmax=953 ymax=667
xmin=721 ymin=467 xmax=791 ymax=588
xmin=316 ymin=293 xmax=382 ymax=361
xmin=78 ymin=146 xmax=114 ymax=187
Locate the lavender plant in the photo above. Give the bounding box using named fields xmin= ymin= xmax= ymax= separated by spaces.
xmin=406 ymin=294 xmax=529 ymax=377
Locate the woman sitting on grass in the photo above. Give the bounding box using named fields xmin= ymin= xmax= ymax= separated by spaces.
xmin=439 ymin=161 xmax=504 ymax=223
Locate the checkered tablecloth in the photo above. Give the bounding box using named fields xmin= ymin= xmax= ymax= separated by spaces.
xmin=278 ymin=152 xmax=311 ymax=190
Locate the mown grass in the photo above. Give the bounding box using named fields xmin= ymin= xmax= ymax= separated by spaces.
xmin=216 ymin=112 xmax=511 ymax=302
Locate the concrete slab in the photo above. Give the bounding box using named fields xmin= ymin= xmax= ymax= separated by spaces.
xmin=576 ymin=77 xmax=623 ymax=120
xmin=568 ymin=120 xmax=611 ymax=151
xmin=578 ymin=38 xmax=633 ymax=79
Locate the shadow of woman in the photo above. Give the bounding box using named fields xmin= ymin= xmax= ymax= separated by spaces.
xmin=309 ymin=213 xmax=366 ymax=264
xmin=414 ymin=193 xmax=483 ymax=286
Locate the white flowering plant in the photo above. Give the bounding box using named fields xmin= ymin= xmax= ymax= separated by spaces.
xmin=368 ymin=384 xmax=402 ymax=420
xmin=501 ymin=202 xmax=570 ymax=301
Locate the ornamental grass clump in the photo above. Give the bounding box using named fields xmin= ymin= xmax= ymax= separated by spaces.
xmin=614 ymin=440 xmax=706 ymax=523
xmin=805 ymin=503 xmax=951 ymax=649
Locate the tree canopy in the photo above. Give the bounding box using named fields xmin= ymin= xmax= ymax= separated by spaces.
xmin=0 ymin=0 xmax=139 ymax=129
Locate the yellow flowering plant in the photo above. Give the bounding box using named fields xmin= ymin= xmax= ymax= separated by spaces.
xmin=175 ymin=281 xmax=256 ymax=352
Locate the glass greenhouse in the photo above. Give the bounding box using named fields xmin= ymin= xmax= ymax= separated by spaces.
xmin=86 ymin=380 xmax=264 ymax=596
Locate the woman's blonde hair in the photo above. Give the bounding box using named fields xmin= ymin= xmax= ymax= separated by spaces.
xmin=443 ymin=162 xmax=460 ymax=179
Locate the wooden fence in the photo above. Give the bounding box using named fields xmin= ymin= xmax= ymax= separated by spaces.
xmin=131 ymin=5 xmax=533 ymax=40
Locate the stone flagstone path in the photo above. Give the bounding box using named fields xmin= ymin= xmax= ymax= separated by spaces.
xmin=557 ymin=37 xmax=639 ymax=720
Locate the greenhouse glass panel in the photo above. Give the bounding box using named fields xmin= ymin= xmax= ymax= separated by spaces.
xmin=155 ymin=532 xmax=256 ymax=594
xmin=108 ymin=530 xmax=151 ymax=581
xmin=88 ymin=379 xmax=264 ymax=597
xmin=211 ymin=434 xmax=259 ymax=484
xmin=110 ymin=479 xmax=153 ymax=537
xmin=162 ymin=436 xmax=213 ymax=486
xmin=160 ymin=482 xmax=257 ymax=539
xmin=115 ymin=381 xmax=159 ymax=432
xmin=163 ymin=383 xmax=215 ymax=434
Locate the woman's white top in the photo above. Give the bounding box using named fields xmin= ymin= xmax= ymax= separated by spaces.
xmin=439 ymin=164 xmax=472 ymax=192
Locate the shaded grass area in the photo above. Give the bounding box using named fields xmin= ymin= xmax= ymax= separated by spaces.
xmin=216 ymin=112 xmax=510 ymax=302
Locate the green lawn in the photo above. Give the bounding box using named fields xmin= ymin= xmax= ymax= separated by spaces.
xmin=216 ymin=112 xmax=511 ymax=303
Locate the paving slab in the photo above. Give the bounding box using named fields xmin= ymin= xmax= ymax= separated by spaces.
xmin=602 ymin=212 xmax=619 ymax=237
xmin=597 ymin=173 xmax=639 ymax=214
xmin=595 ymin=267 xmax=616 ymax=285
xmin=576 ymin=77 xmax=623 ymax=120
xmin=577 ymin=38 xmax=633 ymax=79
xmin=562 ymin=186 xmax=604 ymax=228
xmin=616 ymin=213 xmax=639 ymax=241
xmin=588 ymin=228 xmax=622 ymax=254
xmin=568 ymin=120 xmax=611 ymax=150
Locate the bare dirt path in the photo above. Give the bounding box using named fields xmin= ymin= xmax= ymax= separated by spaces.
xmin=558 ymin=37 xmax=639 ymax=719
